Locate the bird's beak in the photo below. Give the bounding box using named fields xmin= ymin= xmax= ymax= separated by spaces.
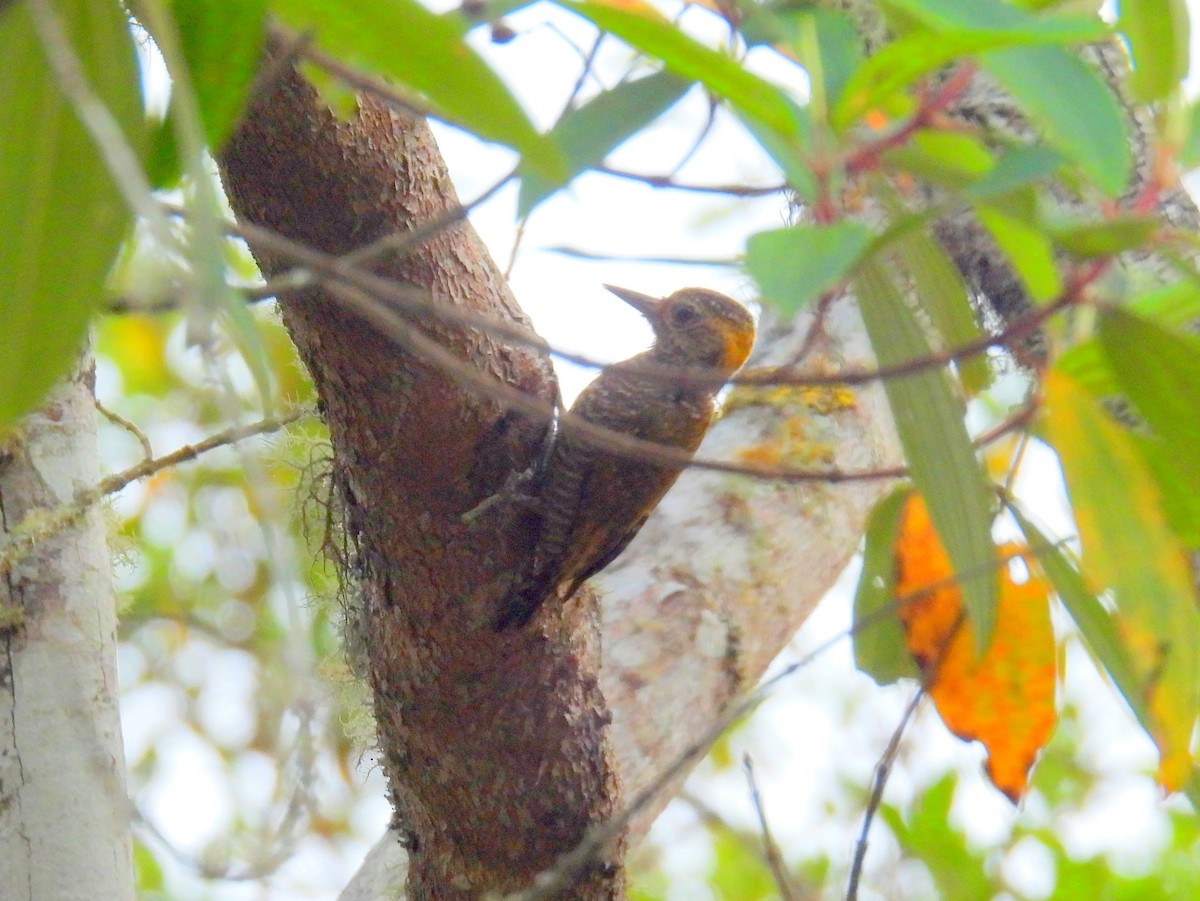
xmin=604 ymin=284 xmax=661 ymax=319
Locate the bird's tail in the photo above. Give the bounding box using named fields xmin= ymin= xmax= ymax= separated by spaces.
xmin=492 ymin=575 xmax=555 ymax=631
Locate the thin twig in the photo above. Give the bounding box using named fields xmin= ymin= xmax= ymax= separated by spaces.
xmin=158 ymin=198 xmax=1087 ymax=395
xmin=668 ymin=94 xmax=719 ymax=177
xmin=0 ymin=408 xmax=312 ymax=578
xmin=98 ymin=407 xmax=311 ymax=496
xmin=845 ymin=688 xmax=924 ymax=901
xmin=95 ymin=399 xmax=153 ymax=460
xmin=844 ymin=63 xmax=978 ymax=176
xmin=743 ymin=754 xmax=797 ymax=901
xmin=175 ymin=208 xmax=1053 ymax=485
xmin=598 ymin=165 xmax=785 ymax=196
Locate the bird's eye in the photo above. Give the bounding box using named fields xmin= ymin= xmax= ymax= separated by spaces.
xmin=669 ymin=303 xmax=700 ymax=327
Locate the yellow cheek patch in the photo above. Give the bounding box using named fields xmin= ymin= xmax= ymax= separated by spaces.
xmin=716 ymin=320 xmax=755 ymax=371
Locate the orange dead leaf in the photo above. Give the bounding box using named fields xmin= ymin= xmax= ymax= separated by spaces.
xmin=895 ymin=495 xmax=1057 ymax=802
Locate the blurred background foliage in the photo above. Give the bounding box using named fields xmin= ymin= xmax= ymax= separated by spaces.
xmin=41 ymin=0 xmax=1200 ymax=895
xmin=94 ymin=267 xmax=1200 ymax=895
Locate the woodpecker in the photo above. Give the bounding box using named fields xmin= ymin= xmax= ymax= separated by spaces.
xmin=494 ymin=285 xmax=755 ymax=630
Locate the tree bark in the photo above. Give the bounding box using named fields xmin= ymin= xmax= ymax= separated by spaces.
xmin=221 ymin=58 xmax=629 ymax=900
xmin=0 ymin=351 xmax=135 ymax=901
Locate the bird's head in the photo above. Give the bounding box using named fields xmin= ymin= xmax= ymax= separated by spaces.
xmin=605 ymin=285 xmax=755 ymax=376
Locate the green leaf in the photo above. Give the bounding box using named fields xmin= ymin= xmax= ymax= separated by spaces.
xmin=517 ymin=72 xmax=690 ymax=216
xmin=173 ymin=0 xmax=267 ymax=152
xmin=966 ymin=144 xmax=1064 ymax=200
xmin=884 ymin=129 xmax=994 ymax=191
xmin=144 ymin=115 xmax=183 ymax=190
xmin=745 ymin=222 xmax=872 ymax=314
xmin=1012 ymin=509 xmax=1145 ymax=724
xmin=882 ymin=773 xmax=995 ymax=901
xmin=1127 ymin=279 xmax=1200 ymax=328
xmin=0 ymin=0 xmax=142 ymax=431
xmin=1058 ymin=281 xmax=1200 ymax=396
xmin=855 ymin=258 xmax=998 ymax=652
xmin=271 ymin=0 xmax=563 ymax=179
xmin=1181 ymin=102 xmax=1200 ymax=169
xmin=1118 ymin=0 xmax=1190 ymax=103
xmin=804 ymin=9 xmax=862 ymax=111
xmin=1050 ymin=216 xmax=1159 ymax=258
xmin=853 ymin=487 xmax=921 ymax=684
xmin=1134 ymin=435 xmax=1200 ymax=547
xmin=976 ymin=201 xmax=1062 ymax=302
xmin=708 ymin=829 xmax=775 ymax=901
xmin=1098 ymin=308 xmax=1200 ymax=496
xmin=1055 ymin=337 xmax=1114 ymax=396
xmin=740 ymin=7 xmax=862 ymax=116
xmin=834 ymin=10 xmax=1105 ymax=131
xmin=1041 ymin=368 xmax=1200 ymax=791
xmin=559 ymin=0 xmax=807 ymax=139
xmin=981 ymin=44 xmax=1131 ymax=195
xmin=735 ymin=109 xmax=815 ymax=200
xmin=898 ymin=229 xmax=990 ymax=394
xmin=880 ymin=0 xmax=1106 ymax=40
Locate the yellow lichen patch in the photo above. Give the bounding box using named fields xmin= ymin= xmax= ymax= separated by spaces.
xmin=798 ymin=385 xmax=856 ymax=415
xmin=722 ymin=384 xmax=797 ymax=414
xmin=736 ymin=417 xmax=835 ymax=469
xmin=724 ymin=382 xmax=856 ymax=416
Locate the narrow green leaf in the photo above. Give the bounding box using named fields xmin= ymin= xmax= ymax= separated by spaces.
xmin=853 ymin=487 xmax=921 ymax=685
xmin=1042 ymin=369 xmax=1200 ymax=791
xmin=1051 ymin=217 xmax=1158 ymax=258
xmin=1011 ymin=509 xmax=1147 ymax=725
xmin=144 ymin=115 xmax=183 ymax=190
xmin=173 ymin=0 xmax=267 ymax=152
xmin=1118 ymin=0 xmax=1190 ymax=103
xmin=1128 ymin=279 xmax=1200 ymax=328
xmin=735 ymin=110 xmax=816 ymax=201
xmin=1058 ymin=281 xmax=1200 ymax=396
xmin=1181 ymin=102 xmax=1200 ymax=169
xmin=976 ymin=202 xmax=1062 ymax=302
xmin=802 ymin=9 xmax=862 ymax=111
xmin=745 ymin=222 xmax=872 ymax=314
xmin=1055 ymin=338 xmax=1114 ymax=396
xmin=271 ymin=0 xmax=563 ymax=179
xmin=898 ymin=230 xmax=990 ymax=394
xmin=559 ymin=0 xmax=807 ymax=139
xmin=517 ymin=72 xmax=690 ymax=216
xmin=981 ymin=44 xmax=1131 ymax=195
xmin=856 ymin=258 xmax=998 ymax=652
xmin=0 ymin=0 xmax=142 ymax=430
xmin=1098 ymin=308 xmax=1200 ymax=495
xmin=1134 ymin=435 xmax=1200 ymax=547
xmin=739 ymin=0 xmax=863 ymax=113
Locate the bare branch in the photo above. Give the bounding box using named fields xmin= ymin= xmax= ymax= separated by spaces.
xmin=845 ymin=689 xmax=925 ymax=901
xmin=0 ymin=408 xmax=312 ymax=579
xmin=744 ymin=754 xmax=798 ymax=901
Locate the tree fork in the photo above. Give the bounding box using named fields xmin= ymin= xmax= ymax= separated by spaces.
xmin=219 ymin=52 xmax=626 ymax=900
